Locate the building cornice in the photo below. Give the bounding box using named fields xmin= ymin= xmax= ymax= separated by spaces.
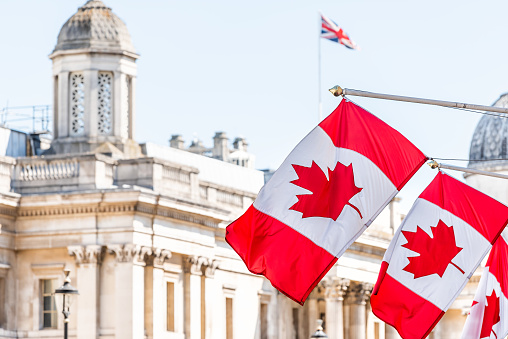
xmin=16 ymin=188 xmax=227 ymax=228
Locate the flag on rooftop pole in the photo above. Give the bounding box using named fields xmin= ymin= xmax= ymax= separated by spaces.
xmin=225 ymin=99 xmax=426 ymax=305
xmin=460 ymin=230 xmax=508 ymax=339
xmin=320 ymin=13 xmax=359 ymax=50
xmin=317 ymin=13 xmax=358 ymax=121
xmin=371 ymin=172 xmax=508 ymax=339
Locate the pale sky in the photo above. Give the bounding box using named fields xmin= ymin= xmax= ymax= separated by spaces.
xmin=1 ymin=0 xmax=507 ymax=210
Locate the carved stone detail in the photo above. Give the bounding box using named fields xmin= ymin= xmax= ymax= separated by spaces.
xmin=320 ymin=277 xmax=350 ymax=301
xmin=68 ymin=245 xmax=105 ymax=265
xmin=183 ymin=255 xmax=208 ymax=275
xmin=204 ymin=259 xmax=220 ymax=278
xmin=152 ymin=248 xmax=172 ymax=268
xmin=182 ymin=256 xmax=220 ymax=277
xmin=345 ymin=281 xmax=373 ymax=305
xmin=107 ymin=244 xmax=152 ymax=264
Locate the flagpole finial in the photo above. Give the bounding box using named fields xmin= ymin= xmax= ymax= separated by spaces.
xmin=427 ymin=160 xmax=440 ymax=169
xmin=329 ymin=85 xmax=343 ymax=97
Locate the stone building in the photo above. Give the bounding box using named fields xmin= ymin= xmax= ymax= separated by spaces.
xmin=0 ymin=1 xmax=501 ymax=339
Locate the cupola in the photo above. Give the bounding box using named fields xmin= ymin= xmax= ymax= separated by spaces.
xmin=48 ymin=0 xmax=140 ymax=157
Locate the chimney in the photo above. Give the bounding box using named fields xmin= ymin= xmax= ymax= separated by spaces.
xmin=233 ymin=137 xmax=248 ymax=152
xmin=212 ymin=132 xmax=229 ymax=161
xmin=169 ymin=134 xmax=184 ymax=149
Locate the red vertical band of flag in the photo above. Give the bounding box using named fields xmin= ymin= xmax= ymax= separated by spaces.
xmin=226 ymin=100 xmax=426 ymax=304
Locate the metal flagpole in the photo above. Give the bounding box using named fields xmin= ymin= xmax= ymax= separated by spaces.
xmin=327 ymin=86 xmax=508 ymax=180
xmin=318 ymin=12 xmax=322 ymax=121
xmin=428 ymin=160 xmax=508 ymax=180
xmin=329 ymin=86 xmax=508 ymax=115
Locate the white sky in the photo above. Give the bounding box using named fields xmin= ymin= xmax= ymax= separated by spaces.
xmin=1 ymin=0 xmax=507 ymax=210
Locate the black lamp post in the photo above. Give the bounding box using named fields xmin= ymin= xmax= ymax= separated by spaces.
xmin=54 ymin=269 xmax=79 ymax=339
xmin=310 ymin=319 xmax=328 ymax=338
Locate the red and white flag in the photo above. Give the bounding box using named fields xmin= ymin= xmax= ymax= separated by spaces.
xmin=371 ymin=172 xmax=508 ymax=339
xmin=225 ymin=99 xmax=426 ymax=305
xmin=461 ymin=230 xmax=508 ymax=339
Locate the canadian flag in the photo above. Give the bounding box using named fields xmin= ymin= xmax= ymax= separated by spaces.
xmin=461 ymin=230 xmax=508 ymax=339
xmin=225 ymin=99 xmax=426 ymax=305
xmin=371 ymin=172 xmax=508 ymax=339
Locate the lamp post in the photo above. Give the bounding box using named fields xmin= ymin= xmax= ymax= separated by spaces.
xmin=310 ymin=319 xmax=328 ymax=338
xmin=54 ymin=269 xmax=79 ymax=339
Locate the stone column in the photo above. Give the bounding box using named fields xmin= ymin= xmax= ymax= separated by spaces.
xmin=183 ymin=256 xmax=207 ymax=339
xmin=108 ymin=244 xmax=151 ymax=339
xmin=68 ymin=245 xmax=105 ymax=339
xmin=204 ymin=259 xmax=220 ymax=339
xmin=57 ymin=71 xmax=70 ymax=138
xmin=145 ymin=248 xmax=172 ymax=339
xmin=323 ymin=277 xmax=350 ymax=339
xmin=346 ymin=282 xmax=372 ymax=339
xmin=385 ymin=323 xmax=401 ymax=339
xmin=306 ymin=290 xmax=319 ymax=339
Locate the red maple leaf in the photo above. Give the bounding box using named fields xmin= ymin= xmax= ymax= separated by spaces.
xmin=289 ymin=161 xmax=363 ymax=220
xmin=402 ymin=220 xmax=464 ymax=278
xmin=480 ymin=290 xmax=501 ymax=338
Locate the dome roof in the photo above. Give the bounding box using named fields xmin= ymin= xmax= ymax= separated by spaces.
xmin=53 ymin=0 xmax=136 ymax=55
xmin=468 ymin=93 xmax=508 ymax=168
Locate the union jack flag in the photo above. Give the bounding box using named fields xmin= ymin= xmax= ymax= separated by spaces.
xmin=320 ymin=13 xmax=358 ymax=50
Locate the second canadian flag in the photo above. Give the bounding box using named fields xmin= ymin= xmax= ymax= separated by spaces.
xmin=371 ymin=172 xmax=508 ymax=339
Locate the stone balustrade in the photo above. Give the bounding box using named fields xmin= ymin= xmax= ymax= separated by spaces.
xmin=16 ymin=158 xmax=79 ymax=181
xmin=12 ymin=154 xmax=115 ymax=193
xmin=10 ymin=154 xmax=254 ymax=210
xmin=117 ymin=157 xmax=255 ymax=210
xmin=116 ymin=157 xmax=198 ymax=199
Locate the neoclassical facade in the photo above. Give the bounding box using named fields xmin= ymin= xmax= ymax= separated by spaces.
xmin=0 ymin=1 xmax=499 ymax=339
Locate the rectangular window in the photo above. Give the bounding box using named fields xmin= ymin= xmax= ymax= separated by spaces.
xmin=41 ymin=279 xmax=57 ymax=329
xmin=226 ymin=297 xmax=233 ymax=339
xmin=260 ymin=303 xmax=268 ymax=339
xmin=166 ymin=282 xmax=175 ymax=332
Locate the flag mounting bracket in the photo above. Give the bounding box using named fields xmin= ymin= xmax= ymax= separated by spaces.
xmin=428 ymin=160 xmax=440 ymax=169
xmin=329 ymin=85 xmax=344 ymax=97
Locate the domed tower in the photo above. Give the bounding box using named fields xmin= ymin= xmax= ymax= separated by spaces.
xmin=466 ymin=93 xmax=508 ymax=203
xmin=48 ymin=0 xmax=140 ymax=156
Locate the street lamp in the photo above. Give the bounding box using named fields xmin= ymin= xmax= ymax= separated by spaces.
xmin=310 ymin=319 xmax=328 ymax=338
xmin=54 ymin=269 xmax=79 ymax=339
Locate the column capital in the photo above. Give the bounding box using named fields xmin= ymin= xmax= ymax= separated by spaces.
xmin=68 ymin=245 xmax=105 ymax=265
xmin=183 ymin=255 xmax=207 ymax=275
xmin=345 ymin=281 xmax=373 ymax=305
xmin=152 ymin=248 xmax=172 ymax=268
xmin=321 ymin=277 xmax=350 ymax=301
xmin=182 ymin=256 xmax=220 ymax=277
xmin=204 ymin=259 xmax=220 ymax=278
xmin=107 ymin=244 xmax=152 ymax=264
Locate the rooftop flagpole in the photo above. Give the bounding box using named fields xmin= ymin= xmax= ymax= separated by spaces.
xmin=329 ymin=86 xmax=508 ymax=115
xmin=318 ymin=12 xmax=322 ymax=121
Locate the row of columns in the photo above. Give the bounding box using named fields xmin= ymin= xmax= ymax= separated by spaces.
xmin=182 ymin=255 xmax=219 ymax=339
xmin=67 ymin=244 xmax=218 ymax=339
xmin=310 ymin=278 xmax=381 ymax=339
